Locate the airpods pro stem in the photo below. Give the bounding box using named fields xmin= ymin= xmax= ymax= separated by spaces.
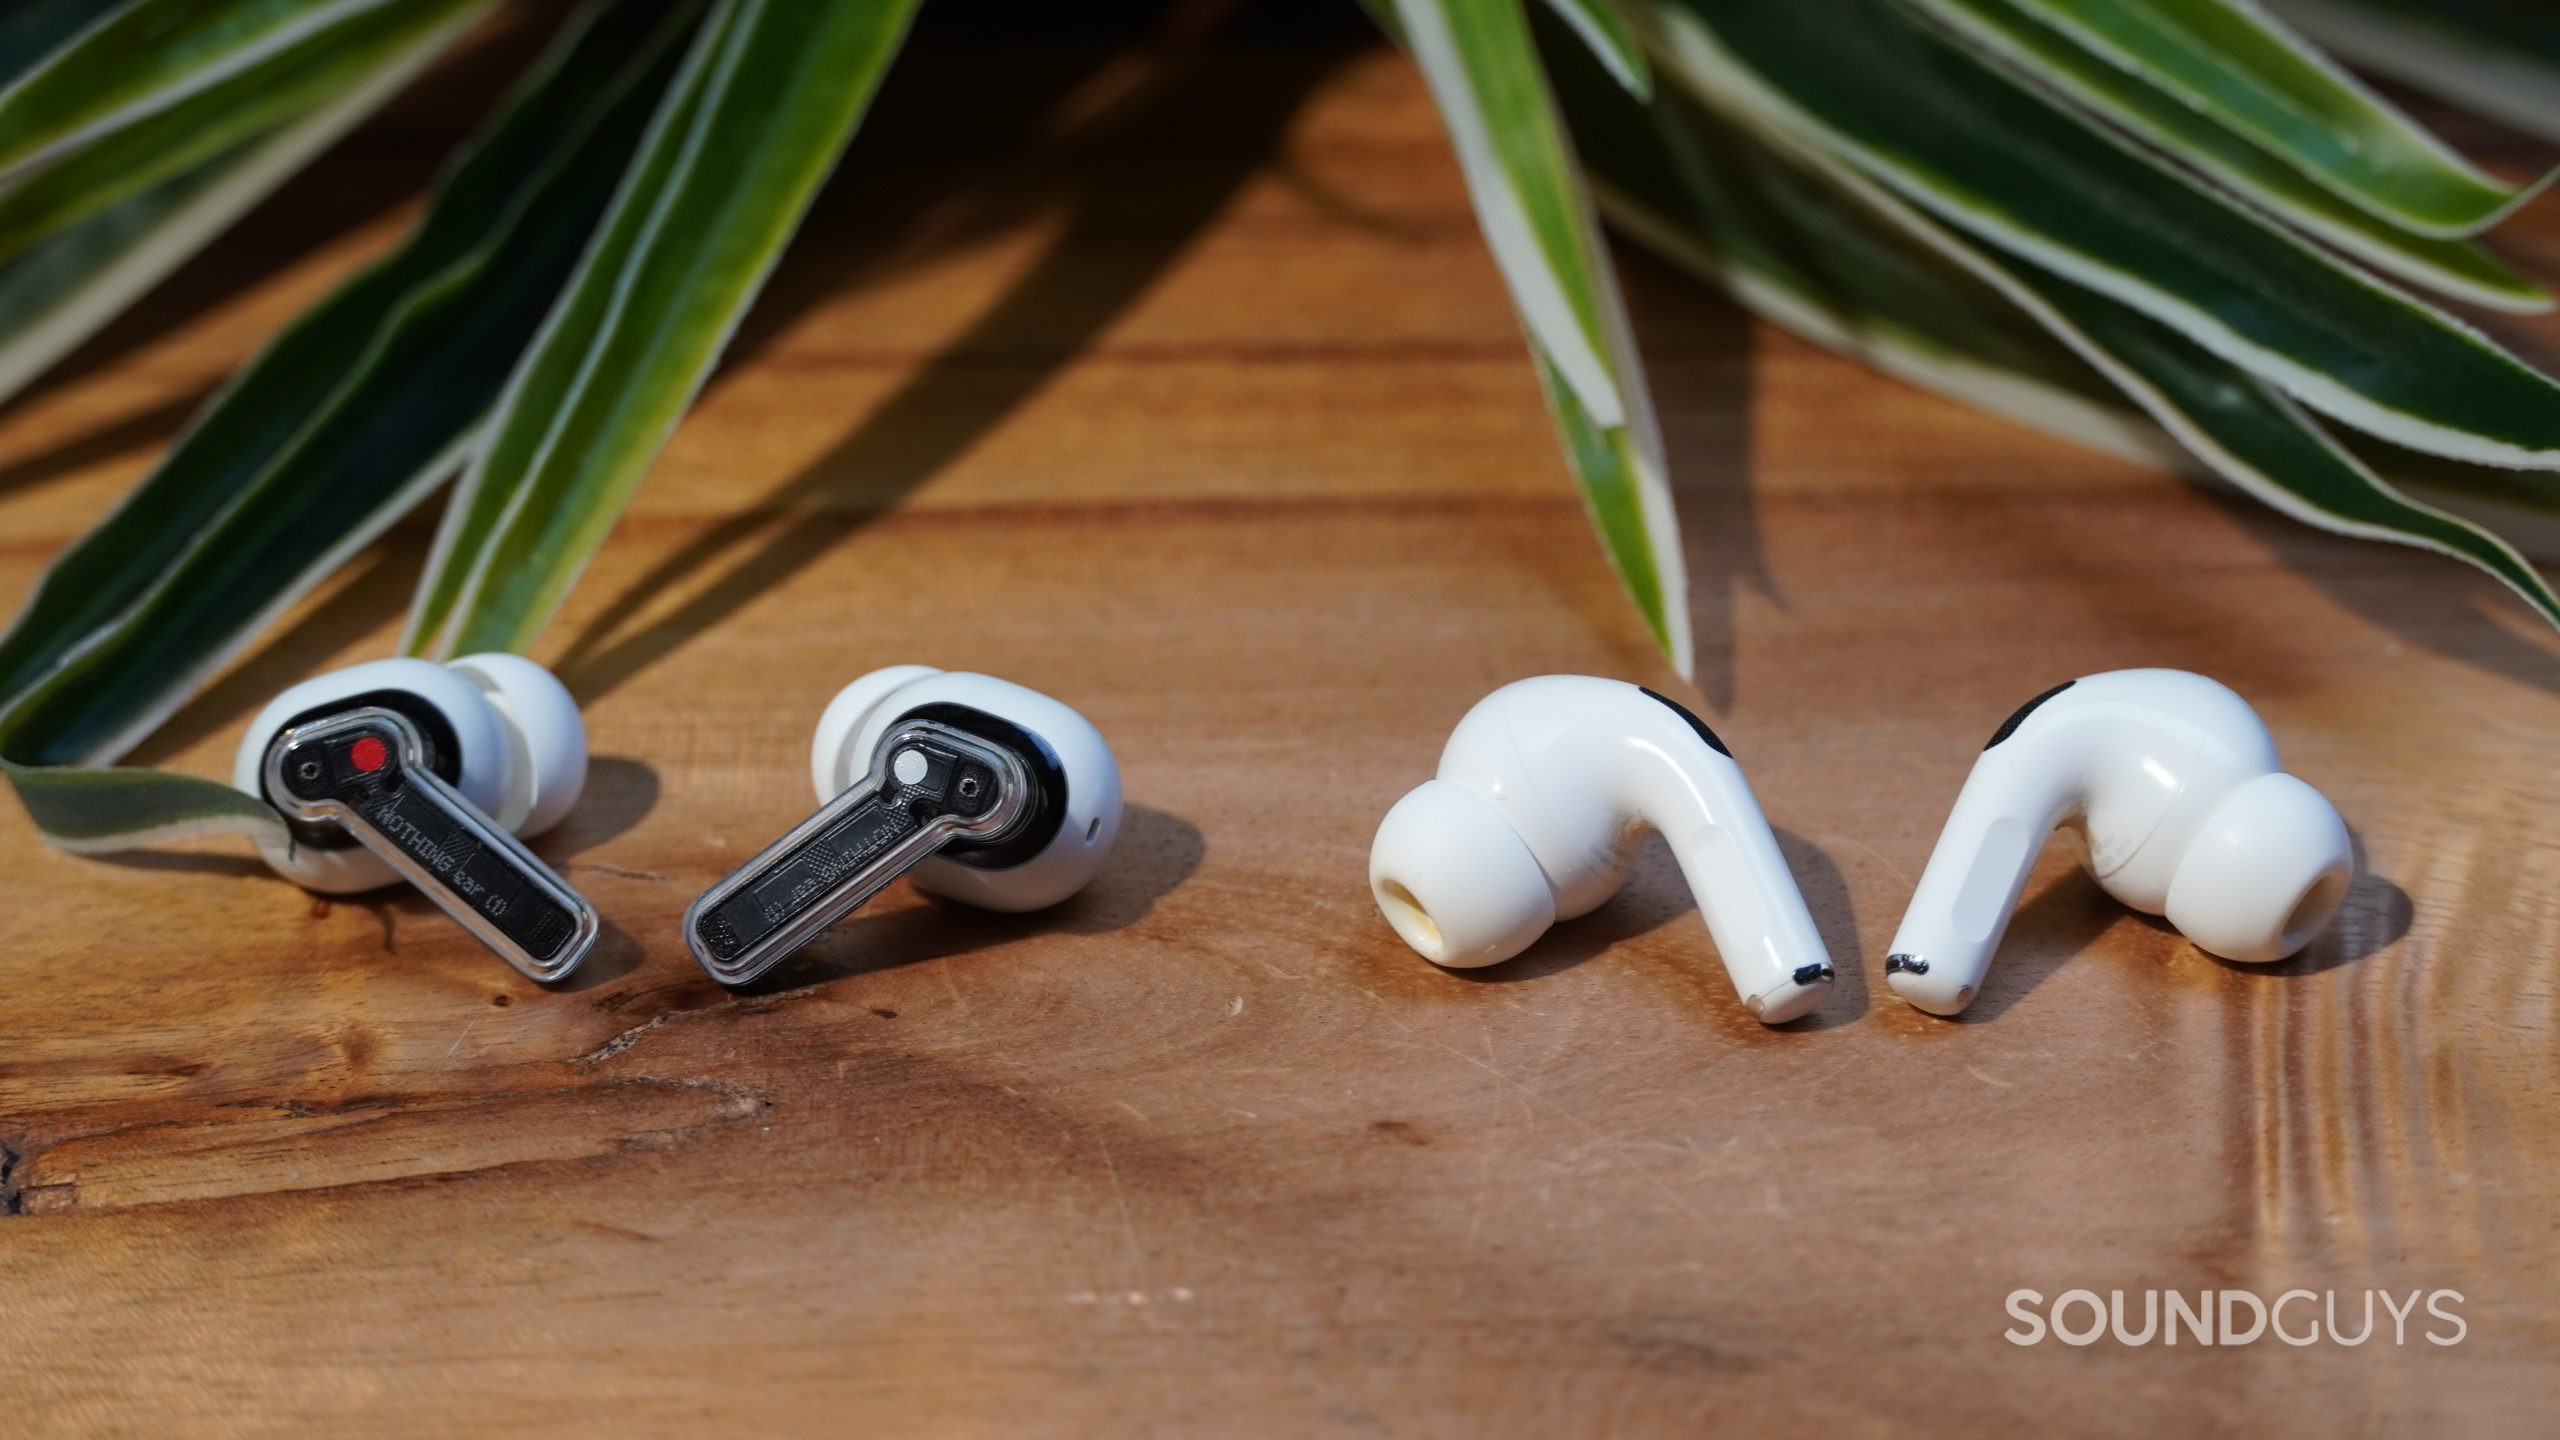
xmin=1882 ymin=749 xmax=2075 ymax=1016
xmin=1885 ymin=671 xmax=2353 ymax=1017
xmin=1661 ymin=780 xmax=1836 ymax=1019
xmin=1368 ymin=676 xmax=1834 ymax=1025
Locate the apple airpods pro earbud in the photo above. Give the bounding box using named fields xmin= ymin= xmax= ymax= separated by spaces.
xmin=1368 ymin=676 xmax=1834 ymax=1024
xmin=684 ymin=667 xmax=1122 ymax=986
xmin=234 ymin=654 xmax=596 ymax=982
xmin=1885 ymin=669 xmax=2353 ymax=1017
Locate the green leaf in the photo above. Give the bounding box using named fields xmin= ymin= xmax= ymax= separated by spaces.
xmin=0 ymin=0 xmax=405 ymax=183
xmin=0 ymin=14 xmax=456 ymax=407
xmin=1576 ymin=79 xmax=2181 ymax=466
xmin=1731 ymin=109 xmax=2560 ymax=626
xmin=1650 ymin=0 xmax=2560 ymax=469
xmin=1546 ymin=21 xmax=2173 ymax=462
xmin=0 ymin=0 xmax=489 ymax=270
xmin=1899 ymin=0 xmax=2549 ymax=310
xmin=1540 ymin=0 xmax=1651 ymax=96
xmin=1397 ymin=0 xmax=1625 ymax=426
xmin=1381 ymin=0 xmax=1689 ymax=670
xmin=1927 ymin=0 xmax=2549 ymax=237
xmin=0 ymin=0 xmax=697 ymax=811
xmin=0 ymin=2 xmax=124 ymax=89
xmin=415 ymin=0 xmax=926 ymax=659
xmin=1533 ymin=341 xmax=1682 ymax=656
xmin=0 ymin=760 xmax=282 ymax=851
xmin=2271 ymin=0 xmax=2560 ymax=148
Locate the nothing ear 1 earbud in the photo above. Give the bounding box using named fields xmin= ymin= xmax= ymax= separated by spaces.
xmin=233 ymin=654 xmax=596 ymax=983
xmin=1368 ymin=676 xmax=1834 ymax=1025
xmin=684 ymin=667 xmax=1122 ymax=986
xmin=1885 ymin=668 xmax=2353 ymax=1017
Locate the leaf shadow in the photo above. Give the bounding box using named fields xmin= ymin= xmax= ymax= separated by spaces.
xmin=2206 ymin=486 xmax=2560 ymax=699
xmin=554 ymin=16 xmax=1354 ymax=700
xmin=0 ymin=388 xmax=210 ymax=502
xmin=1620 ymin=247 xmax=1767 ymax=715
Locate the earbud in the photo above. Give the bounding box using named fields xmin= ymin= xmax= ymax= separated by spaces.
xmin=232 ymin=654 xmax=596 ymax=982
xmin=684 ymin=667 xmax=1122 ymax=986
xmin=1885 ymin=669 xmax=2353 ymax=1017
xmin=1368 ymin=676 xmax=1834 ymax=1025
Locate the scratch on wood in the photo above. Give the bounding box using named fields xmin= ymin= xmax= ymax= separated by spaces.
xmin=1095 ymin=1134 xmax=1146 ymax=1275
xmin=570 ymin=861 xmax=673 ymax=884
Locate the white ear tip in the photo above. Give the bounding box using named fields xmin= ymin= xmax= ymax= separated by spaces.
xmin=810 ymin=664 xmax=945 ymax=800
xmin=2166 ymin=772 xmax=2352 ymax=963
xmin=448 ymin=653 xmax=587 ymax=838
xmin=1369 ymin=780 xmax=1554 ymax=968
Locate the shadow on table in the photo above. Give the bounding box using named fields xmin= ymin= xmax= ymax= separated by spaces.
xmin=555 ymin=15 xmax=1357 ymax=701
xmin=2217 ymin=488 xmax=2560 ymax=701
xmin=1947 ymin=827 xmax=2410 ymax=1023
xmin=737 ymin=802 xmax=1206 ymax=995
xmin=1619 ymin=249 xmax=1767 ymax=717
xmin=1443 ymin=828 xmax=1868 ymax=1027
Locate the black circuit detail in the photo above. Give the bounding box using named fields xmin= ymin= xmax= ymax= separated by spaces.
xmin=1884 ymin=954 xmax=1928 ymax=975
xmin=1638 ymin=687 xmax=1732 ymax=758
xmin=903 ymin=702 xmax=1067 ymax=871
xmin=274 ymin=720 xmax=576 ymax=963
xmin=693 ymin=734 xmax=1005 ymax=965
xmin=1793 ymin=962 xmax=1835 ymax=986
xmin=268 ymin=689 xmax=463 ymax=851
xmin=1984 ymin=679 xmax=2077 ymax=751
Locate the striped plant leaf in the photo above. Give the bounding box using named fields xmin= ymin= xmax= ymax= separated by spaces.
xmin=1382 ymin=0 xmax=1690 ymax=668
xmin=0 ymin=13 xmax=463 ymax=407
xmin=1898 ymin=0 xmax=2548 ymax=311
xmin=1568 ymin=71 xmax=2173 ymax=466
xmin=2272 ymin=0 xmax=2560 ymax=148
xmin=1648 ymin=0 xmax=2560 ymax=470
xmin=410 ymin=0 xmax=925 ymax=659
xmin=0 ymin=0 xmax=489 ymax=271
xmin=1540 ymin=0 xmax=1651 ymax=95
xmin=0 ymin=3 xmax=124 ymax=89
xmin=1698 ymin=92 xmax=2560 ymax=624
xmin=0 ymin=0 xmax=697 ymax=850
xmin=1927 ymin=0 xmax=2550 ymax=237
xmin=0 ymin=0 xmax=416 ymax=185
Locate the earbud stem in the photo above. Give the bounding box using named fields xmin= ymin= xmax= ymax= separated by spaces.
xmin=685 ymin=719 xmax=1031 ymax=986
xmin=1884 ymin=763 xmax=2065 ymax=1016
xmin=1667 ymin=790 xmax=1834 ymax=1024
xmin=265 ymin=708 xmax=597 ymax=983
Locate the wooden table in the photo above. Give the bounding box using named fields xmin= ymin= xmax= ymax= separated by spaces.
xmin=3 ymin=8 xmax=2555 ymax=1435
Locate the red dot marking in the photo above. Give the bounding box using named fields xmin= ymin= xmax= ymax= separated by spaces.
xmin=349 ymin=736 xmax=389 ymax=773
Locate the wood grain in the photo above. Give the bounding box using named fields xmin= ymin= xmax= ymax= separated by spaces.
xmin=2 ymin=7 xmax=2557 ymax=1435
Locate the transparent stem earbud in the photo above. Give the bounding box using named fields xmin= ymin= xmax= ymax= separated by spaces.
xmin=263 ymin=707 xmax=597 ymax=983
xmin=684 ymin=719 xmax=1032 ymax=986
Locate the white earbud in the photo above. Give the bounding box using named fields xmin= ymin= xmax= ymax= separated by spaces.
xmin=685 ymin=667 xmax=1122 ymax=985
xmin=232 ymin=654 xmax=594 ymax=981
xmin=1885 ymin=669 xmax=2353 ymax=1016
xmin=1368 ymin=676 xmax=1834 ymax=1025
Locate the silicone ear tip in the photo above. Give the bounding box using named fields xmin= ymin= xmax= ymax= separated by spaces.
xmin=2166 ymin=772 xmax=2352 ymax=963
xmin=810 ymin=665 xmax=944 ymax=800
xmin=1369 ymin=780 xmax=1555 ymax=968
xmin=449 ymin=653 xmax=588 ymax=838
